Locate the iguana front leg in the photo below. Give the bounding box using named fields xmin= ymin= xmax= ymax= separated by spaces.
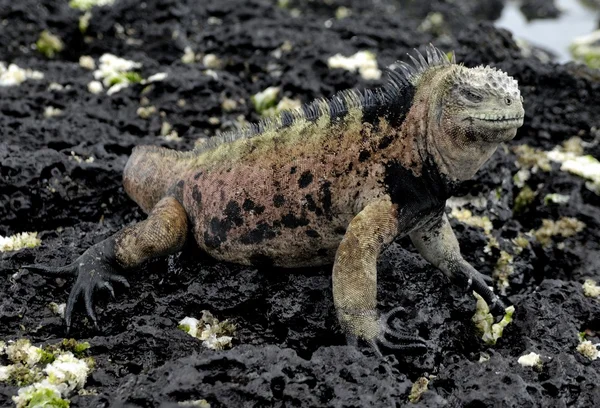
xmin=333 ymin=197 xmax=426 ymax=355
xmin=24 ymin=196 xmax=188 ymax=331
xmin=409 ymin=213 xmax=507 ymax=317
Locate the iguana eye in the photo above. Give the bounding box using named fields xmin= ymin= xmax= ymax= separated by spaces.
xmin=461 ymin=89 xmax=483 ymax=103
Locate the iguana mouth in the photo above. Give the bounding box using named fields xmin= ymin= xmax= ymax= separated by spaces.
xmin=468 ymin=114 xmax=524 ymax=123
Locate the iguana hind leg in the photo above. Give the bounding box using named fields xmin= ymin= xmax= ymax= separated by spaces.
xmin=24 ymin=196 xmax=188 ymax=331
xmin=333 ymin=197 xmax=427 ymax=355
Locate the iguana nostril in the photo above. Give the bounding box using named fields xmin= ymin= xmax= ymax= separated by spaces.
xmin=505 ymin=97 xmax=512 ymax=105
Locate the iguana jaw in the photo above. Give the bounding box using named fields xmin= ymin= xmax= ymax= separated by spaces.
xmin=466 ymin=114 xmax=524 ymax=128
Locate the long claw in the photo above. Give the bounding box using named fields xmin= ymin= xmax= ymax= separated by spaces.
xmin=471 ymin=278 xmax=508 ymax=318
xmin=381 ymin=305 xmax=406 ymax=324
xmin=25 ymin=240 xmax=129 ymax=333
xmin=103 ymin=281 xmax=116 ymax=299
xmin=374 ymin=306 xmax=429 ymax=354
xmin=84 ymin=285 xmax=99 ymax=330
xmin=22 ymin=263 xmax=77 ymax=277
xmin=110 ymin=274 xmax=130 ymax=289
xmin=65 ymin=286 xmax=80 ymax=334
xmin=382 ymin=325 xmax=426 ymax=344
xmin=367 ymin=339 xmax=384 ymax=358
xmin=378 ymin=336 xmax=427 ymax=351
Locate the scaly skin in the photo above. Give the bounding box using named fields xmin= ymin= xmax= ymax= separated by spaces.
xmin=25 ymin=46 xmax=524 ymax=354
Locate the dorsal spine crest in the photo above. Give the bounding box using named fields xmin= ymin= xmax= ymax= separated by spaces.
xmin=194 ymin=44 xmax=454 ymax=155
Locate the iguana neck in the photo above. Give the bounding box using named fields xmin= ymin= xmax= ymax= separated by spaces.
xmin=382 ymin=91 xmax=456 ymax=200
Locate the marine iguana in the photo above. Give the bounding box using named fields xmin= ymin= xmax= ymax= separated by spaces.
xmin=25 ymin=45 xmax=524 ymax=354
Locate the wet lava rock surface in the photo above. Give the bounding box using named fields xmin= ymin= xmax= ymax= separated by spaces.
xmin=1 ymin=0 xmax=600 ymax=406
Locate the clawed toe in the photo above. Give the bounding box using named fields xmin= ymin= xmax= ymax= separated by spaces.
xmin=22 ymin=263 xmax=77 ymax=277
xmin=24 ymin=249 xmax=130 ymax=333
xmin=490 ymin=298 xmax=508 ymax=321
xmin=378 ymin=327 xmax=428 ymax=351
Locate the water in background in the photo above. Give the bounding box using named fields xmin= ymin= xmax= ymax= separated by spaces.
xmin=495 ymin=0 xmax=599 ymax=62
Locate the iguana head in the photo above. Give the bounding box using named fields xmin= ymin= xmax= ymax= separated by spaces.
xmin=392 ymin=46 xmax=525 ymax=181
xmin=443 ymin=65 xmax=524 ymax=142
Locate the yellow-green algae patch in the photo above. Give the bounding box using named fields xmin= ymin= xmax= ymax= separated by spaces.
xmin=493 ymin=251 xmax=514 ymax=295
xmin=178 ymin=310 xmax=236 ymax=350
xmin=36 ymin=31 xmax=64 ymax=59
xmin=472 ymin=293 xmax=515 ymax=345
xmin=450 ymin=208 xmax=493 ymax=235
xmin=251 ymin=86 xmax=280 ymax=114
xmin=0 ymin=339 xmax=94 ymax=407
xmin=69 ymin=0 xmax=115 ymax=11
xmin=583 ymin=279 xmax=600 ymax=298
xmin=514 ymin=138 xmax=600 ymax=195
xmin=533 ymin=217 xmax=586 ymax=247
xmin=513 ymin=185 xmax=536 ymax=213
xmin=0 ymin=232 xmax=41 ymax=252
xmin=576 ymin=335 xmax=599 ymax=361
xmin=408 ymin=377 xmax=429 ymax=403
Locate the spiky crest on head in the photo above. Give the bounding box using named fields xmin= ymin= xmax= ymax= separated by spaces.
xmin=387 ymin=44 xmax=456 ymax=87
xmin=451 ymin=65 xmax=520 ymax=100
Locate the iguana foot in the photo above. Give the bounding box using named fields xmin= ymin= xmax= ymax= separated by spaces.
xmin=369 ymin=306 xmax=428 ymax=356
xmin=23 ymin=239 xmax=129 ymax=333
xmin=469 ymin=273 xmax=508 ymax=320
xmin=340 ymin=306 xmax=427 ymax=357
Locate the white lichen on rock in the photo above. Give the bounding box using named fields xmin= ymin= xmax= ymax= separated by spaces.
xmin=259 ymin=95 xmax=302 ymax=118
xmin=251 ymin=86 xmax=280 ymax=114
xmin=178 ymin=311 xmax=236 ymax=350
xmin=6 ymin=339 xmax=43 ymax=367
xmin=547 ymin=147 xmax=600 ymax=195
xmin=70 ymin=151 xmax=95 ymax=163
xmin=182 ymin=47 xmax=197 ymax=64
xmin=0 ymin=339 xmax=94 ymax=408
xmin=87 ymin=80 xmax=103 ymax=94
xmin=69 ymin=0 xmax=115 ymax=11
xmin=79 ymin=55 xmax=96 ymax=70
xmin=335 ymin=6 xmax=352 ymax=20
xmin=582 ymin=279 xmax=600 ymax=298
xmin=515 ymin=138 xmax=600 ymax=195
xmin=0 ymin=232 xmax=41 ymax=252
xmin=49 ymin=302 xmax=66 ymax=318
xmin=159 ymin=121 xmax=181 ymax=141
xmin=513 ymin=144 xmax=552 ymax=172
xmin=472 ymin=292 xmax=515 ymax=345
xmin=44 ymin=106 xmax=63 ymax=118
xmin=543 ymin=193 xmax=570 ymax=205
xmin=327 ymin=50 xmax=381 ymax=80
xmin=137 ymin=105 xmax=157 ymax=119
xmin=44 ymin=352 xmax=90 ymax=391
xmin=12 ymin=381 xmax=68 ymax=408
xmin=179 ymin=399 xmax=211 ymax=407
xmin=202 ymin=54 xmax=222 ymax=69
xmin=143 ymin=72 xmax=168 ymax=83
xmin=513 ymin=168 xmax=531 ymax=188
xmin=91 ymin=54 xmax=142 ymax=95
xmin=518 ymin=352 xmax=543 ymax=369
xmin=0 ymin=62 xmax=44 ymax=87
xmin=450 ymin=208 xmax=493 ymax=234
xmin=577 ymin=340 xmax=599 ymax=361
